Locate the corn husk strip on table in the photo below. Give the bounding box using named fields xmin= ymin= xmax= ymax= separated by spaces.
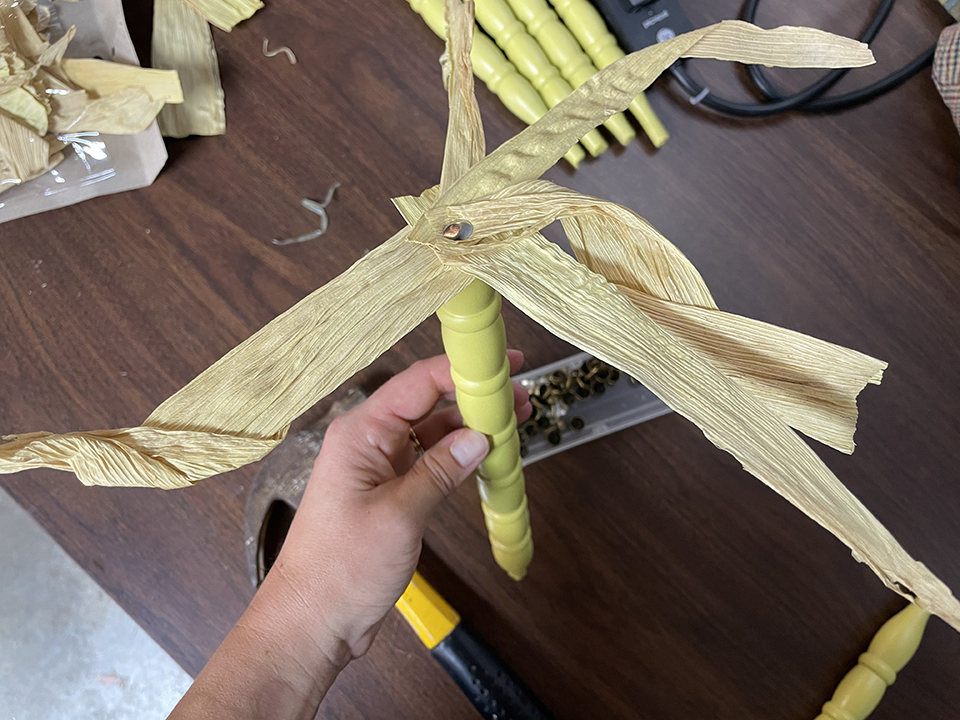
xmin=152 ymin=0 xmax=227 ymax=138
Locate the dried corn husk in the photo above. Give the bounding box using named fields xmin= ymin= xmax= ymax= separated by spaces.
xmin=0 ymin=112 xmax=59 ymax=192
xmin=0 ymin=0 xmax=48 ymax=61
xmin=51 ymin=87 xmax=166 ymax=134
xmin=184 ymin=0 xmax=262 ymax=32
xmin=61 ymin=59 xmax=185 ymax=104
xmin=152 ymin=0 xmax=226 ymax=138
xmin=4 ymin=4 xmax=959 ymax=632
xmin=0 ymin=0 xmax=182 ymax=192
xmin=0 ymin=75 xmax=48 ymax=134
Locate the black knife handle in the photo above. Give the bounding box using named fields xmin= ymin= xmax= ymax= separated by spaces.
xmin=430 ymin=622 xmax=555 ymax=720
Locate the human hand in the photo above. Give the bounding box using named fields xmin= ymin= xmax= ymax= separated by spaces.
xmin=270 ymin=351 xmax=532 ymax=660
xmin=168 ymin=353 xmax=531 ymax=720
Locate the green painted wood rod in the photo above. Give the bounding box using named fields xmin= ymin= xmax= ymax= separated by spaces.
xmin=503 ymin=0 xmax=635 ymax=146
xmin=438 ymin=281 xmax=533 ymax=580
xmin=408 ymin=0 xmax=586 ymax=167
xmin=549 ymin=0 xmax=669 ymax=147
xmin=815 ymin=603 xmax=930 ymax=720
xmin=473 ymin=0 xmax=609 ymax=157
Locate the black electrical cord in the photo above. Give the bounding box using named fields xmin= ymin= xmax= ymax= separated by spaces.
xmin=669 ymin=0 xmax=937 ymax=117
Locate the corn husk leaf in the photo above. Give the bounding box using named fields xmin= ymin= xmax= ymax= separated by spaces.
xmin=0 ymin=231 xmax=469 ymax=488
xmin=0 ymin=51 xmax=39 ymax=93
xmin=424 ymin=176 xmax=884 ymax=453
xmin=0 ymin=1 xmax=48 ymax=62
xmin=442 ymin=231 xmax=959 ymax=630
xmin=0 ymin=111 xmax=54 ymax=195
xmin=0 ymin=87 xmax=47 ymax=133
xmin=183 ymin=0 xmax=262 ymax=32
xmin=615 ymin=286 xmax=884 ymax=454
xmin=0 ymin=60 xmax=47 ymax=133
xmin=430 ymin=179 xmax=717 ymax=308
xmin=436 ymin=20 xmax=873 ymax=207
xmin=0 ymin=429 xmax=278 ymax=489
xmin=438 ymin=0 xmax=484 ymax=194
xmin=62 ymin=58 xmax=184 ymax=104
xmin=36 ymin=25 xmax=75 ymax=67
xmin=52 ymin=86 xmax=165 ymax=134
xmin=146 ymin=231 xmax=470 ymax=438
xmin=3 ymin=9 xmax=958 ymax=632
xmin=0 ymin=2 xmax=75 ymax=91
xmin=152 ymin=0 xmax=226 ymax=137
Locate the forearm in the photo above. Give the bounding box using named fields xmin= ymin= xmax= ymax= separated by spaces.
xmin=168 ymin=564 xmax=351 ymax=720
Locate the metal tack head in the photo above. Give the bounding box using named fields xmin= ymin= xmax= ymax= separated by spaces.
xmin=442 ymin=221 xmax=473 ymax=240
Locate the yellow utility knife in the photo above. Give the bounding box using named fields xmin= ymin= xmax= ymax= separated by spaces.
xmin=397 ymin=570 xmax=555 ymax=720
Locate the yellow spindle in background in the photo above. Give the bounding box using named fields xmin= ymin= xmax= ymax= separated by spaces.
xmin=815 ymin=604 xmax=930 ymax=720
xmin=549 ymin=0 xmax=669 ymax=147
xmin=504 ymin=0 xmax=635 ymax=146
xmin=408 ymin=0 xmax=586 ymax=167
xmin=437 ymin=281 xmax=533 ymax=580
xmin=474 ymin=0 xmax=609 ymax=158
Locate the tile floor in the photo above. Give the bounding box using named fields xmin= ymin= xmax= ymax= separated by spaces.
xmin=0 ymin=490 xmax=192 ymax=720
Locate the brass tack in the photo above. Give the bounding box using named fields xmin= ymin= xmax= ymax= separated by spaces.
xmin=442 ymin=222 xmax=473 ymax=240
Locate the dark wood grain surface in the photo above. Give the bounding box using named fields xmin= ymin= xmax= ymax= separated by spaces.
xmin=2 ymin=0 xmax=959 ymax=717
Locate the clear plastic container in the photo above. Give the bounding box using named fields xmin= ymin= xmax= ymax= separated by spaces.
xmin=513 ymin=352 xmax=672 ymax=466
xmin=0 ymin=0 xmax=166 ymax=224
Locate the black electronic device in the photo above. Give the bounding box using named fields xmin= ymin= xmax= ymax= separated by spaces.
xmin=590 ymin=0 xmax=694 ymax=52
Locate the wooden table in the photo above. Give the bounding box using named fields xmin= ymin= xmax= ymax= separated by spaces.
xmin=2 ymin=0 xmax=958 ymax=717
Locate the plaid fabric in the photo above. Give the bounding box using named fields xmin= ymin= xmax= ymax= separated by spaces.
xmin=934 ymin=24 xmax=960 ymax=133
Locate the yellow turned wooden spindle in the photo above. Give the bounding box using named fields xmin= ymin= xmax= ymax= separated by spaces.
xmin=437 ymin=280 xmax=533 ymax=580
xmin=504 ymin=0 xmax=635 ymax=146
xmin=549 ymin=0 xmax=669 ymax=147
xmin=408 ymin=0 xmax=586 ymax=167
xmin=474 ymin=0 xmax=609 ymax=157
xmin=815 ymin=603 xmax=930 ymax=720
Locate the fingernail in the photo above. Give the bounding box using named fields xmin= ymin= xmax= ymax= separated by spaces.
xmin=451 ymin=429 xmax=489 ymax=467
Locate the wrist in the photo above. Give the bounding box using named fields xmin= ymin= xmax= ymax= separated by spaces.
xmin=254 ymin=560 xmax=354 ymax=673
xmin=170 ymin=565 xmax=352 ymax=720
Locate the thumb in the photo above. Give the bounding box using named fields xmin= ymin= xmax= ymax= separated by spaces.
xmin=397 ymin=428 xmax=489 ymax=525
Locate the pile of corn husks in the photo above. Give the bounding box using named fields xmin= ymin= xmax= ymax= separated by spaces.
xmin=0 ymin=0 xmax=183 ymax=195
